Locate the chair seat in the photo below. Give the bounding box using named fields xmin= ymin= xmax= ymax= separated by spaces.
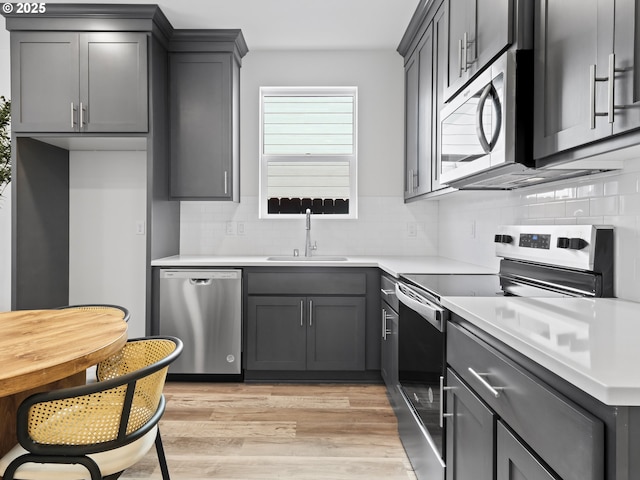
xmin=0 ymin=425 xmax=158 ymax=480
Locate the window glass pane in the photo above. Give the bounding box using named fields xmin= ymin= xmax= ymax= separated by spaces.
xmin=263 ymin=95 xmax=354 ymax=155
xmin=267 ymin=161 xmax=350 ymax=199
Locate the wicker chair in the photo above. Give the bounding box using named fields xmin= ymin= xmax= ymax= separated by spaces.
xmin=0 ymin=336 xmax=183 ymax=480
xmin=58 ymin=304 xmax=131 ymax=323
xmin=57 ymin=304 xmax=131 ymax=383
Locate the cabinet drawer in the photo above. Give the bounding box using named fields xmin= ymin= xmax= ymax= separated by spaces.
xmin=380 ymin=275 xmax=399 ymax=311
xmin=447 ymin=321 xmax=604 ymax=480
xmin=247 ymin=271 xmax=367 ymax=295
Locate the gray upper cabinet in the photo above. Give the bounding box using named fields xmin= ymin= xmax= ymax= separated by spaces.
xmin=11 ymin=31 xmax=148 ymax=133
xmin=533 ymin=0 xmax=640 ymax=160
xmin=169 ymin=31 xmax=247 ymax=201
xmin=444 ymin=0 xmax=512 ymax=101
xmin=400 ymin=0 xmax=449 ymax=200
xmin=404 ymin=31 xmax=431 ymax=198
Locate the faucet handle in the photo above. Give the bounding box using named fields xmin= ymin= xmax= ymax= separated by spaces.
xmin=312 ymin=241 xmax=318 ymax=251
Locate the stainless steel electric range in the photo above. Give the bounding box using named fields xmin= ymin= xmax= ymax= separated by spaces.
xmin=393 ymin=224 xmax=614 ymax=480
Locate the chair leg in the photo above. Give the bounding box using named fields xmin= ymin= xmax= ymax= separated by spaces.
xmin=155 ymin=429 xmax=171 ymax=480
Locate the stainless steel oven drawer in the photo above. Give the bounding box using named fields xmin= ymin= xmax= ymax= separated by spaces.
xmin=447 ymin=321 xmax=604 ymax=480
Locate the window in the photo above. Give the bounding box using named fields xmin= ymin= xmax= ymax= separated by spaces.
xmin=259 ymin=86 xmax=358 ymax=218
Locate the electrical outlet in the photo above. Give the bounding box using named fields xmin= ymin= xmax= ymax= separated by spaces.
xmin=135 ymin=220 xmax=146 ymax=235
xmin=225 ymin=221 xmax=236 ymax=235
xmin=237 ymin=222 xmax=245 ymax=235
xmin=408 ymin=222 xmax=417 ymax=237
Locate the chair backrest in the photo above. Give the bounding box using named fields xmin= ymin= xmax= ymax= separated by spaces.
xmin=57 ymin=304 xmax=131 ymax=323
xmin=16 ymin=337 xmax=182 ymax=456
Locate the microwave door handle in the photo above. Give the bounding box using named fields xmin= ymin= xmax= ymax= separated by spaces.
xmin=475 ymin=84 xmax=502 ymax=153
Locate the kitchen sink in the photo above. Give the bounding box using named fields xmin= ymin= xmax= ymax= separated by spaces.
xmin=266 ymin=256 xmax=348 ymax=262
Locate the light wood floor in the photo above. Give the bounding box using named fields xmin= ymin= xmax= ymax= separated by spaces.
xmin=121 ymin=382 xmax=417 ymax=480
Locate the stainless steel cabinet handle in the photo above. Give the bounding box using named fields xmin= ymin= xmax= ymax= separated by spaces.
xmin=224 ymin=171 xmax=228 ymax=195
xmin=458 ymin=38 xmax=463 ymax=77
xmin=440 ymin=376 xmax=454 ymax=427
xmin=590 ymin=64 xmax=610 ymax=129
xmin=468 ymin=367 xmax=503 ymax=398
xmin=300 ymin=300 xmax=304 ymax=327
xmin=79 ymin=102 xmax=85 ymax=129
xmin=380 ymin=288 xmax=395 ymax=296
xmin=70 ymin=102 xmax=76 ymax=129
xmin=607 ymin=53 xmax=626 ymax=124
xmin=309 ymin=300 xmax=313 ymax=327
xmin=381 ymin=309 xmax=393 ymax=340
xmin=463 ymin=31 xmax=469 ymax=73
xmin=590 ymin=54 xmax=626 ymax=129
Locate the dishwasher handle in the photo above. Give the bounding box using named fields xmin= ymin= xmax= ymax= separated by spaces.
xmin=160 ymin=269 xmax=242 ymax=281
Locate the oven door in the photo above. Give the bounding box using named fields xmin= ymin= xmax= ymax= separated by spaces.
xmin=395 ymin=283 xmax=447 ymax=480
xmin=440 ymin=52 xmax=508 ymax=186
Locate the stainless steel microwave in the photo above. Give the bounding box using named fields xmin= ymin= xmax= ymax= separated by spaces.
xmin=439 ymin=49 xmax=613 ymax=190
xmin=440 ymin=49 xmax=533 ymax=188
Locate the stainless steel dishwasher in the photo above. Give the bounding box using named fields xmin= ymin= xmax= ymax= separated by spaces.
xmin=159 ymin=269 xmax=242 ymax=375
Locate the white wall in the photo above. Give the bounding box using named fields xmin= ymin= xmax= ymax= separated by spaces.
xmin=438 ymin=162 xmax=640 ymax=302
xmin=69 ymin=151 xmax=147 ymax=336
xmin=0 ymin=27 xmax=11 ymax=311
xmin=180 ymin=49 xmax=440 ymax=256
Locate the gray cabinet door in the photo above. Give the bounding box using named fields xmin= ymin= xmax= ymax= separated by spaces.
xmin=497 ymin=422 xmax=556 ymax=480
xmin=169 ymin=52 xmax=233 ymax=199
xmin=79 ymin=33 xmax=148 ymax=133
xmin=445 ymin=368 xmax=494 ymax=480
xmin=446 ymin=0 xmax=475 ymax=98
xmin=246 ymin=296 xmax=307 ymax=370
xmin=404 ymin=48 xmax=420 ymax=198
xmin=10 ymin=32 xmax=79 ymax=132
xmin=612 ymin=0 xmax=640 ymax=134
xmin=10 ymin=32 xmax=147 ymax=133
xmin=405 ymin=24 xmax=434 ymax=199
xmin=306 ymin=297 xmax=366 ymax=371
xmin=445 ymin=0 xmax=511 ymax=101
xmin=533 ymin=0 xmax=614 ymax=159
xmin=380 ymin=303 xmax=398 ymax=388
xmin=432 ymin=2 xmax=448 ymax=191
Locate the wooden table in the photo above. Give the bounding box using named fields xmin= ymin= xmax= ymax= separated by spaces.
xmin=0 ymin=309 xmax=128 ymax=458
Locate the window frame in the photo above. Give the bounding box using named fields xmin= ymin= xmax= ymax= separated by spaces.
xmin=258 ymin=86 xmax=358 ymax=219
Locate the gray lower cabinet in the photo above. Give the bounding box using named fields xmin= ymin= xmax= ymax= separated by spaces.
xmin=445 ymin=368 xmax=494 ymax=480
xmin=246 ymin=295 xmax=366 ymax=371
xmin=447 ymin=320 xmax=605 ymax=480
xmin=10 ymin=31 xmax=148 ymax=133
xmin=246 ymin=296 xmax=307 ymax=370
xmin=168 ymin=31 xmax=247 ymax=200
xmin=496 ymin=422 xmax=556 ymax=480
xmin=533 ymin=0 xmax=640 ymax=159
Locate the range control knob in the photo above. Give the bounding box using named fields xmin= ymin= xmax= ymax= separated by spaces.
xmin=494 ymin=234 xmax=513 ymax=244
xmin=557 ymin=237 xmax=588 ymax=250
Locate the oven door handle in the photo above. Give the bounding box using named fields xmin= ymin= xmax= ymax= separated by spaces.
xmin=395 ymin=283 xmax=446 ymax=331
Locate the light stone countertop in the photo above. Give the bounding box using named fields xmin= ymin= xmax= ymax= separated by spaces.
xmin=442 ymin=296 xmax=640 ymax=406
xmin=151 ymin=255 xmax=497 ymax=277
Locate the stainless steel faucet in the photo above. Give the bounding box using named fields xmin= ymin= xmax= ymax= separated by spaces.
xmin=304 ymin=208 xmax=317 ymax=257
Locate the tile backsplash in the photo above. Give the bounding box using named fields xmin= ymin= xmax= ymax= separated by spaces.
xmin=180 ymin=195 xmax=439 ymax=257
xmin=438 ymin=160 xmax=640 ymax=302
